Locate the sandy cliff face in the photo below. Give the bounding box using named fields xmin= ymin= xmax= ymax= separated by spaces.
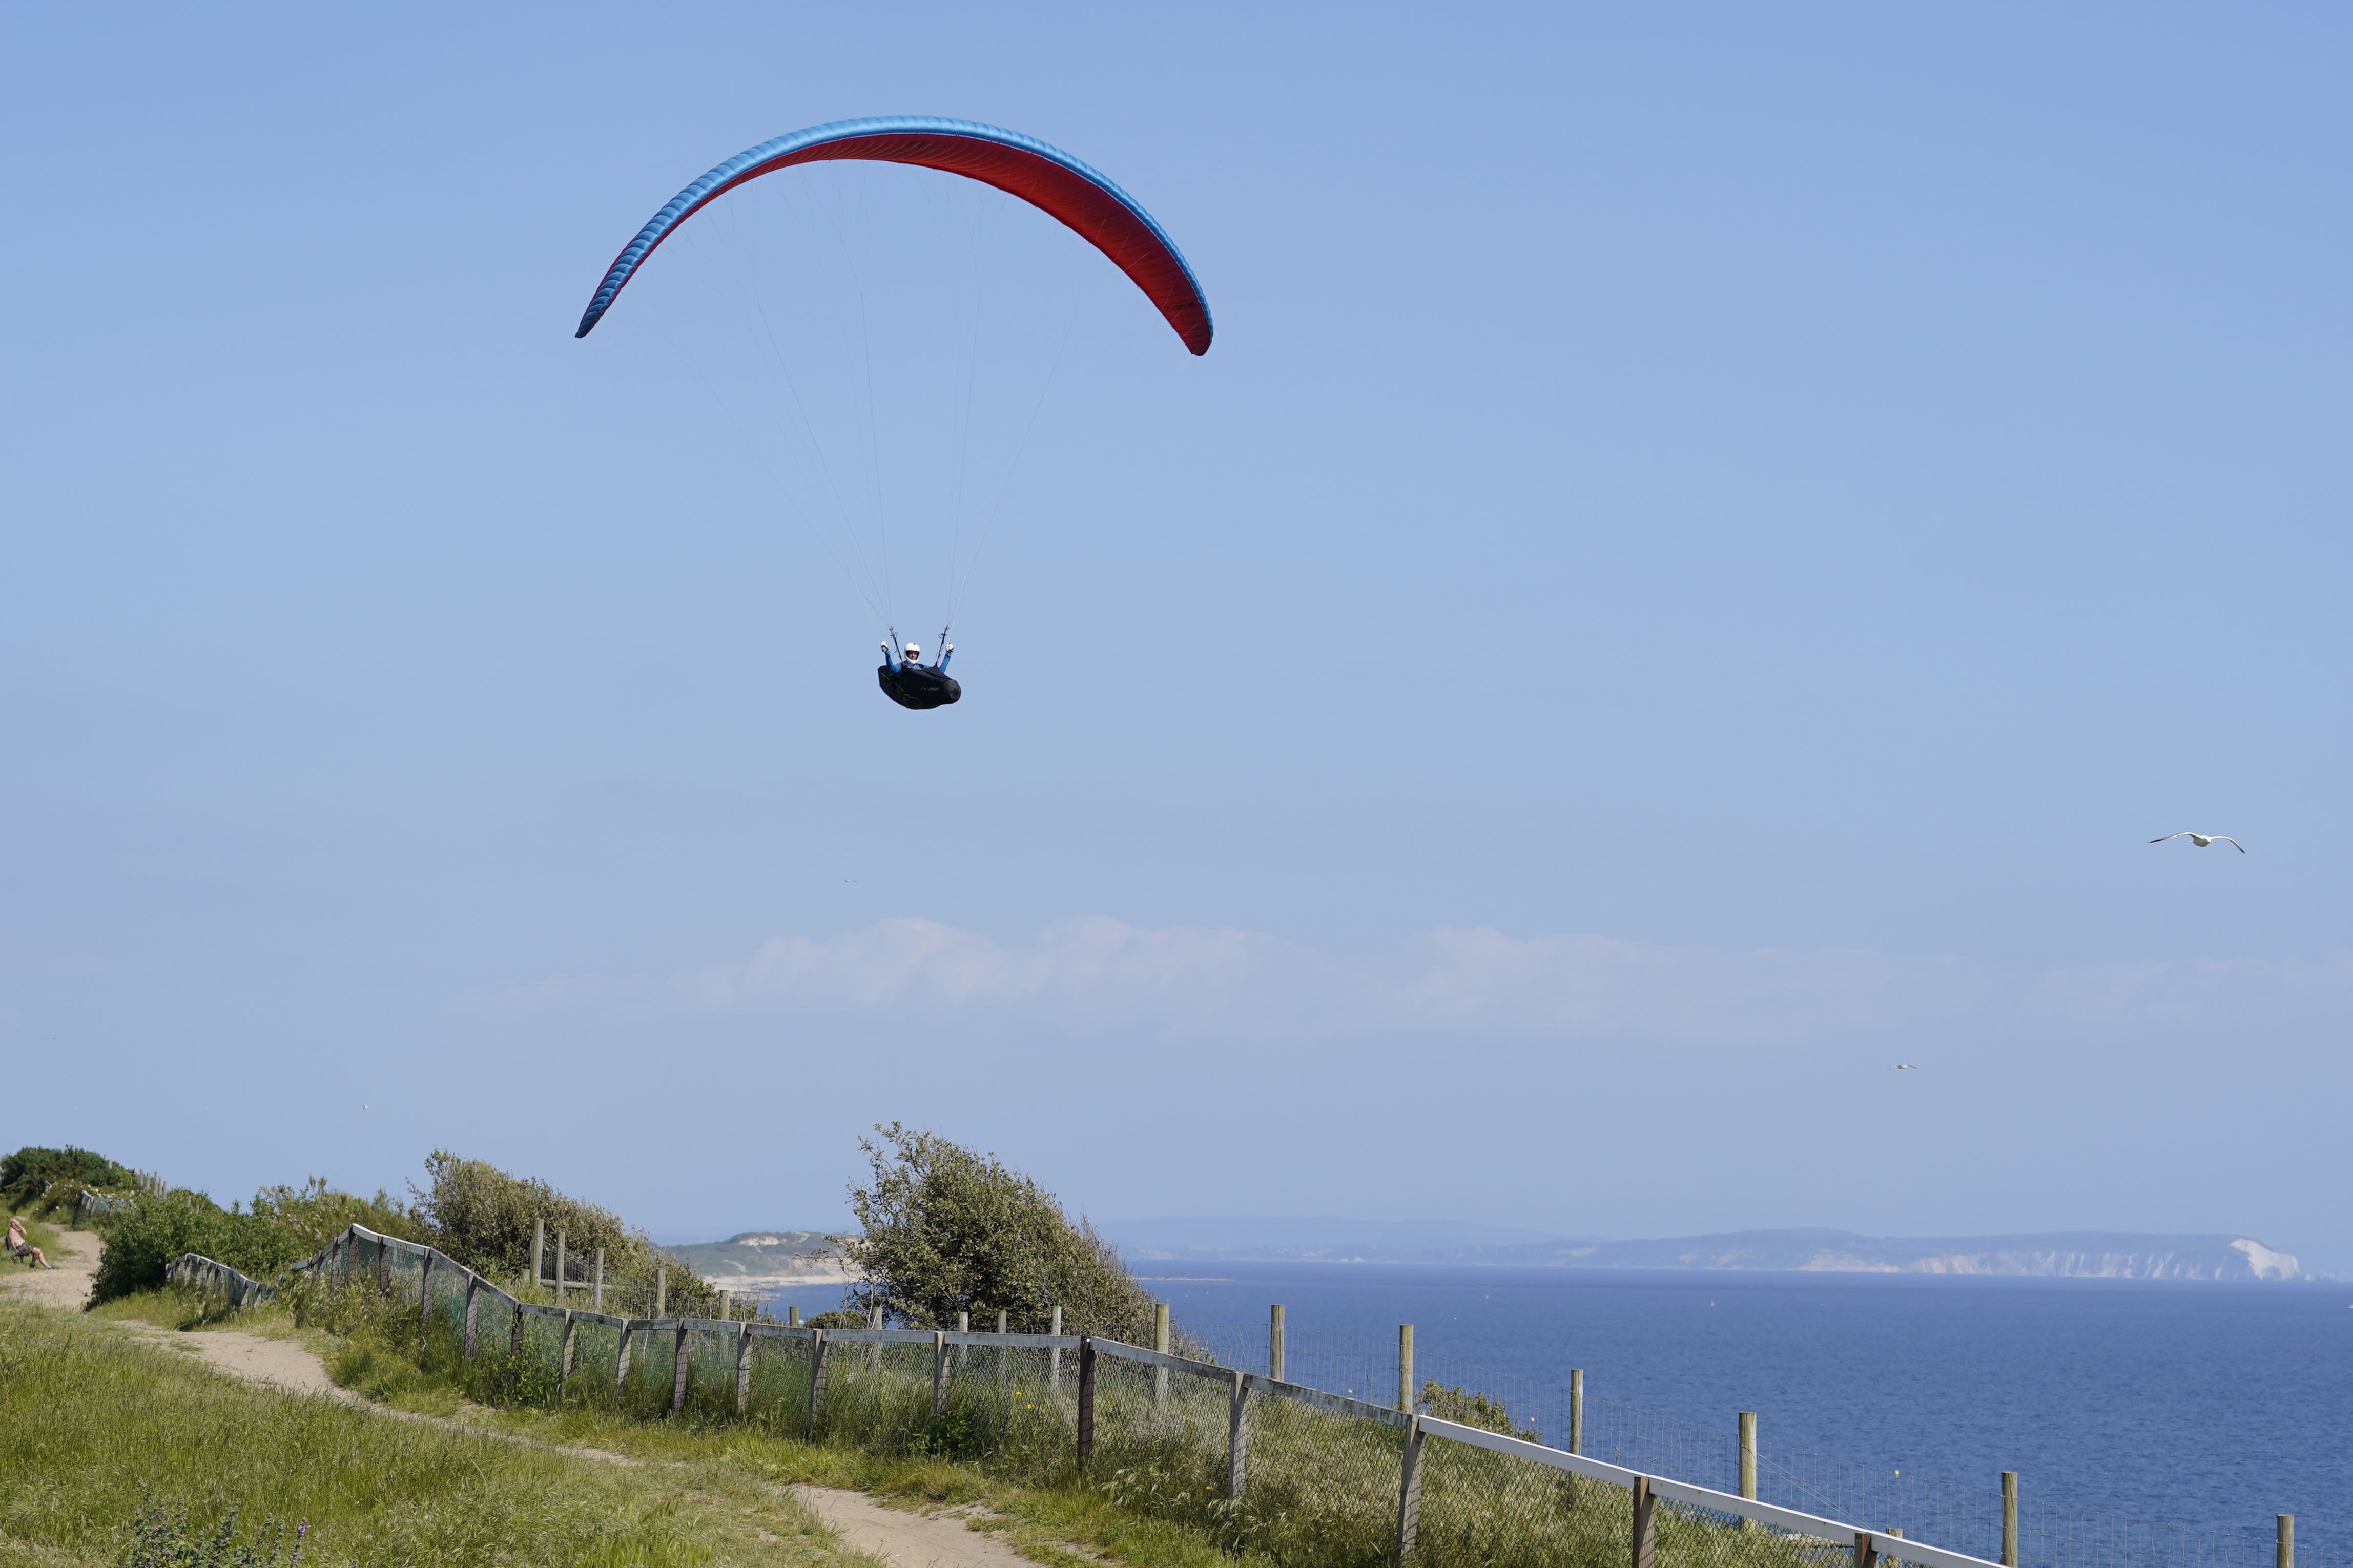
xmin=665 ymin=1231 xmax=862 ymax=1290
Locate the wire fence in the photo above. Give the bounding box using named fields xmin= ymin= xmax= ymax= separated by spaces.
xmin=1186 ymin=1318 xmax=2289 ymax=1568
xmin=155 ymin=1231 xmax=2304 ymax=1568
xmin=164 ymin=1224 xmax=2074 ymax=1568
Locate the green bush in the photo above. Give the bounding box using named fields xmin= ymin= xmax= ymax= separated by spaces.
xmin=1 ymin=1144 xmax=135 ymax=1209
xmin=121 ymin=1494 xmax=303 ymax=1567
xmin=1420 ymin=1381 xmax=1542 ymax=1441
xmin=246 ymin=1177 xmax=423 ymax=1252
xmin=90 ymin=1190 xmax=311 ymax=1305
xmin=407 ymin=1150 xmax=720 ymax=1316
xmin=844 ymin=1123 xmax=1159 ymax=1340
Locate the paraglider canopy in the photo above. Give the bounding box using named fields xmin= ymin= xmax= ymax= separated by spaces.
xmin=576 ymin=116 xmax=1213 ymax=354
xmin=575 ymin=116 xmax=1213 ymax=715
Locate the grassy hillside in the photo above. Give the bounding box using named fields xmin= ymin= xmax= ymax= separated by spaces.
xmin=0 ymin=1299 xmax=853 ymax=1567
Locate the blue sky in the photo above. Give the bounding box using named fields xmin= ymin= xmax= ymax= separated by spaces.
xmin=6 ymin=6 xmax=2349 ymax=1264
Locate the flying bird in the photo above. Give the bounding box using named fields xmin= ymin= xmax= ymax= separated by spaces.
xmin=1893 ymin=1063 xmax=1918 ymax=1071
xmin=2150 ymin=832 xmax=2245 ymax=853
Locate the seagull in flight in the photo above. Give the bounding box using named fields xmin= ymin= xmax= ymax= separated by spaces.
xmin=2150 ymin=832 xmax=2245 ymax=853
xmin=1893 ymin=1063 xmax=1918 ymax=1071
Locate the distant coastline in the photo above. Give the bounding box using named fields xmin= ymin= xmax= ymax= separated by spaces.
xmin=1100 ymin=1219 xmax=2316 ymax=1282
xmin=661 ymin=1230 xmax=860 ymax=1292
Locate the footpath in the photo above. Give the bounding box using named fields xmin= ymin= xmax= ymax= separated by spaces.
xmin=1 ymin=1229 xmax=1044 ymax=1568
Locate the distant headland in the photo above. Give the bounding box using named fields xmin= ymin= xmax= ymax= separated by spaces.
xmin=1101 ymin=1218 xmax=2311 ymax=1281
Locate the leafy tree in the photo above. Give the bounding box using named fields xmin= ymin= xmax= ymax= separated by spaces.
xmin=844 ymin=1123 xmax=1158 ymax=1341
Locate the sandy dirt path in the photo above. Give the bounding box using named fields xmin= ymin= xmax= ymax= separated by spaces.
xmin=787 ymin=1490 xmax=1051 ymax=1568
xmin=0 ymin=1224 xmax=99 ymax=1309
xmin=0 ymin=1230 xmax=1058 ymax=1568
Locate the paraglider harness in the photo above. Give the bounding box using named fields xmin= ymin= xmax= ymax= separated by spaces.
xmin=879 ymin=625 xmax=961 ymax=710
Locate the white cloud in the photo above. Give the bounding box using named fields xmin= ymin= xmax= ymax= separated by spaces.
xmin=465 ymin=916 xmax=2353 ymax=1045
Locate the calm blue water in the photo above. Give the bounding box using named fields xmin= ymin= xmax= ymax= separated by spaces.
xmin=762 ymin=1264 xmax=2353 ymax=1562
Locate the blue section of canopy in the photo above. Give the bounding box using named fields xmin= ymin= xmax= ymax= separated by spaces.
xmin=574 ymin=116 xmax=1212 ymax=345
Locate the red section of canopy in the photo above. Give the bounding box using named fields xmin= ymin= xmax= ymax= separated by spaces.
xmin=689 ymin=132 xmax=1211 ymax=355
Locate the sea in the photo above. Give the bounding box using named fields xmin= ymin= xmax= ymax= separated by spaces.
xmin=749 ymin=1263 xmax=2353 ymax=1566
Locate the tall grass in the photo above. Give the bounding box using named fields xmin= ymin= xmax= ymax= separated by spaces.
xmin=0 ymin=1300 xmax=848 ymax=1568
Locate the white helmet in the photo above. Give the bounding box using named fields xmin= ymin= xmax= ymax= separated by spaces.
xmin=904 ymin=643 xmax=922 ymax=657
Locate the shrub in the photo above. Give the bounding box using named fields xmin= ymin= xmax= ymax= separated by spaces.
xmin=121 ymin=1495 xmax=304 ymax=1567
xmin=843 ymin=1122 xmax=1158 ymax=1340
xmin=1 ymin=1145 xmax=134 ymax=1209
xmin=407 ymin=1150 xmax=720 ymax=1316
xmin=89 ymin=1191 xmax=310 ymax=1305
xmin=1420 ymin=1380 xmax=1542 ymax=1441
xmin=245 ymin=1178 xmax=422 ymax=1252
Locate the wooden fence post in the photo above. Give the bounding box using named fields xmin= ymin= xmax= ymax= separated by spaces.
xmin=933 ymin=1329 xmax=950 ymax=1417
xmin=531 ymin=1218 xmax=543 ymax=1295
xmin=420 ymin=1251 xmax=435 ymax=1328
xmin=554 ymin=1231 xmax=567 ymax=1305
xmin=1050 ymin=1305 xmax=1063 ymax=1387
xmin=376 ymin=1236 xmax=390 ymax=1298
xmin=655 ymin=1264 xmax=666 ymax=1319
xmin=789 ymin=1304 xmax=800 ymax=1327
xmin=510 ymin=1301 xmax=525 ymax=1360
xmin=1154 ymin=1302 xmax=1170 ymax=1409
xmin=672 ymin=1322 xmax=691 ymax=1414
xmin=1398 ymin=1324 xmax=1414 ymax=1413
xmin=869 ymin=1305 xmax=882 ymax=1369
xmin=1855 ymin=1532 xmax=1879 ymax=1568
xmin=1630 ymin=1476 xmax=1656 ymax=1568
xmin=735 ymin=1322 xmax=753 ymax=1416
xmin=2001 ymin=1472 xmax=2018 ymax=1568
xmin=464 ymin=1276 xmax=480 ymax=1356
xmin=595 ymin=1249 xmax=606 ymax=1313
xmin=997 ymin=1309 xmax=1010 ymax=1389
xmin=1571 ymin=1369 xmax=1584 ymax=1454
xmin=1394 ymin=1414 xmax=1426 ymax=1567
xmin=616 ymin=1320 xmax=634 ymax=1395
xmin=1739 ymin=1410 xmax=1758 ymax=1528
xmin=718 ymin=1288 xmax=730 ymax=1321
xmin=958 ymin=1309 xmax=970 ymax=1370
xmin=1226 ymin=1367 xmax=1249 ymax=1500
xmin=2279 ymin=1515 xmax=2295 ymax=1568
xmin=1077 ymin=1337 xmax=1097 ymax=1469
xmin=805 ymin=1330 xmax=829 ymax=1432
xmin=1270 ymin=1304 xmax=1285 ymax=1383
xmin=560 ymin=1311 xmax=577 ymax=1391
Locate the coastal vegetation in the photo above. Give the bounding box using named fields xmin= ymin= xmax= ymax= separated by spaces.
xmin=0 ymin=1298 xmax=851 ymax=1567
xmin=20 ymin=1132 xmax=1824 ymax=1568
xmin=845 ymin=1122 xmax=1161 ymax=1340
xmin=1 ymin=1144 xmax=135 ymax=1211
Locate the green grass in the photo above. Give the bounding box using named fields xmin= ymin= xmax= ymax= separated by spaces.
xmin=68 ymin=1276 xmax=1832 ymax=1568
xmin=0 ymin=1300 xmax=862 ymax=1568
